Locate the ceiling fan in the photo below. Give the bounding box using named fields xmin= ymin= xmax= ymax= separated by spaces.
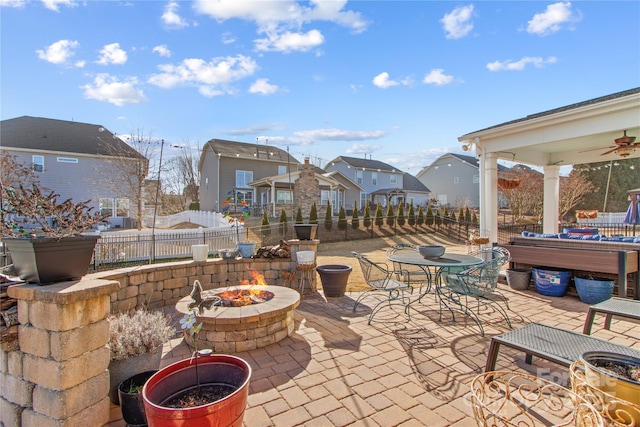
xmin=600 ymin=130 xmax=639 ymax=157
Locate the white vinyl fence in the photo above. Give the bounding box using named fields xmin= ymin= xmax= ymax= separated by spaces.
xmin=95 ymin=225 xmax=243 ymax=266
xmin=577 ymin=212 xmax=627 ymax=224
xmin=142 ymin=210 xmax=226 ymax=229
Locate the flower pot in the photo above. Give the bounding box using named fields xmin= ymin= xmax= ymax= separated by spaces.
xmin=192 ymin=244 xmax=209 ymax=262
xmin=142 ymin=353 xmax=251 ymax=427
xmin=294 ymin=224 xmax=318 ymax=240
xmin=2 ymin=235 xmax=98 ymax=284
xmin=118 ymin=370 xmax=157 ymax=427
xmin=574 ymin=277 xmax=614 ymax=305
xmin=236 ymin=242 xmax=256 ymax=258
xmin=109 ymin=346 xmax=163 ymax=405
xmin=532 ymin=267 xmax=572 ymax=297
xmin=580 ymin=351 xmax=640 ymax=413
xmin=505 ymin=269 xmax=531 ymax=290
xmin=316 ymin=264 xmax=352 ymax=297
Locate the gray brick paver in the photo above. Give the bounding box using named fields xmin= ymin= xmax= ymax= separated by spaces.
xmin=325 ymin=407 xmax=358 ymax=427
xmin=280 ymin=385 xmax=312 ymax=408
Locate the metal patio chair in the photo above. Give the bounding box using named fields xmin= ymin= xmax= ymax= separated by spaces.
xmin=438 ymin=247 xmax=512 ymax=336
xmin=352 ymin=252 xmax=413 ymax=324
xmin=387 ymin=244 xmax=432 ymax=293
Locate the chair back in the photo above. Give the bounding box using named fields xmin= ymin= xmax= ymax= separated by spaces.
xmin=352 ymin=252 xmax=393 ymax=290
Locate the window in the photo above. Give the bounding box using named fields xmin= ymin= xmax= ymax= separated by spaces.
xmin=320 ymin=190 xmax=331 ymax=205
xmin=235 ymin=170 xmax=253 ymax=188
xmin=57 ymin=157 xmax=78 ymax=164
xmin=390 ymin=174 xmax=397 ymax=185
xmin=453 ymin=177 xmax=460 ymax=184
xmin=278 ymin=165 xmax=287 ymax=175
xmin=205 ymin=177 xmax=209 ymax=190
xmin=360 ymin=193 xmax=370 ymax=211
xmin=236 ymin=190 xmax=252 ymax=206
xmin=277 ymin=190 xmax=292 ymax=203
xmin=32 ymin=155 xmax=44 ymax=172
xmin=116 ymin=199 xmax=129 ymax=217
xmin=99 ymin=198 xmax=114 ymax=217
xmin=371 ymin=172 xmax=377 ymax=186
xmin=356 ymin=170 xmax=363 ymax=185
xmin=473 ymin=175 xmax=479 ymax=184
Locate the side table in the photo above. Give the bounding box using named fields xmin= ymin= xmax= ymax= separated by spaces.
xmin=296 ymin=263 xmax=316 ymax=296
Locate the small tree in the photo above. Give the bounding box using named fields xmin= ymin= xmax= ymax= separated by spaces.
xmin=386 ymin=204 xmax=395 ymax=227
xmin=443 ymin=206 xmax=449 ymax=228
xmin=295 ymin=206 xmax=303 ymax=224
xmin=426 ymin=206 xmax=434 ymax=228
xmin=450 ymin=209 xmax=457 ymax=222
xmin=464 ymin=207 xmax=471 ymax=223
xmin=279 ymin=208 xmax=288 ymax=236
xmin=324 ymin=202 xmax=332 ymax=231
xmin=338 ymin=205 xmax=347 ymax=231
xmin=374 ymin=202 xmax=384 ymax=227
xmin=408 ymin=201 xmax=416 ymax=227
xmin=309 ymin=203 xmax=318 ymax=224
xmin=351 ymin=201 xmax=360 ymax=229
xmin=471 ymin=211 xmax=478 ymax=224
xmin=458 ymin=207 xmax=465 ymax=224
xmin=397 ymin=203 xmax=406 ymax=226
xmin=435 ymin=209 xmax=442 ymax=228
xmin=416 ymin=205 xmax=425 ymax=227
xmin=261 ymin=209 xmax=271 ymax=238
xmin=363 ymin=201 xmax=372 ymax=228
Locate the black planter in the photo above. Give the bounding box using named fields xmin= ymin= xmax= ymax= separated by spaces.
xmin=118 ymin=370 xmax=157 ymax=427
xmin=2 ymin=235 xmax=99 ymax=285
xmin=294 ymin=224 xmax=318 ymax=240
xmin=317 ymin=264 xmax=352 ymax=297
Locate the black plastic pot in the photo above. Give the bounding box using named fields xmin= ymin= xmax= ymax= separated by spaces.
xmin=118 ymin=370 xmax=157 ymax=427
xmin=316 ymin=264 xmax=352 ymax=297
xmin=294 ymin=224 xmax=318 ymax=240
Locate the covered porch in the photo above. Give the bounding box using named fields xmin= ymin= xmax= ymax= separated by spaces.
xmin=458 ymin=87 xmax=640 ymax=245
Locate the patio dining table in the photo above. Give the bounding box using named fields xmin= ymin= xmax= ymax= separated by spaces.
xmin=387 ymin=250 xmax=483 ymax=307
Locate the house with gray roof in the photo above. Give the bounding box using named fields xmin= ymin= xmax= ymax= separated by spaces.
xmin=198 ymin=139 xmax=300 ymax=212
xmin=324 ymin=156 xmax=430 ymax=209
xmin=416 ymin=153 xmax=509 ymax=208
xmin=0 ymin=116 xmax=147 ymax=229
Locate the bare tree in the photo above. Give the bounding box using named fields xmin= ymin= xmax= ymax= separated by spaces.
xmin=1 ymin=152 xmax=42 ymax=237
xmin=97 ymin=129 xmax=154 ymax=230
xmin=500 ymin=166 xmax=543 ymax=223
xmin=162 ymin=143 xmax=200 ymax=213
xmin=559 ymin=172 xmax=594 ymax=221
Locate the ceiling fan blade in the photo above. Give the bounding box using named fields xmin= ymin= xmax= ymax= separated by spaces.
xmin=600 ymin=147 xmax=619 ymax=156
xmin=579 ymin=145 xmax=612 ymax=153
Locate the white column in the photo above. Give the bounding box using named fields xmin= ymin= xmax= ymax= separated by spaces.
xmin=270 ymin=182 xmax=276 ymax=217
xmin=480 ymin=151 xmax=499 ymax=244
xmin=543 ymin=165 xmax=560 ymax=234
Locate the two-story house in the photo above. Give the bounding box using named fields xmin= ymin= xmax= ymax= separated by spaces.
xmin=0 ymin=116 xmax=147 ymax=229
xmin=198 ymin=139 xmax=300 ymax=212
xmin=416 ymin=153 xmax=509 ymax=209
xmin=324 ymin=156 xmax=430 ymax=210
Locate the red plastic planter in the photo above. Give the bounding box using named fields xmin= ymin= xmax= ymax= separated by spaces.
xmin=142 ymin=354 xmax=251 ymax=427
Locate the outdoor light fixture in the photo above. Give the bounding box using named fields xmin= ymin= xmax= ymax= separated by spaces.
xmin=462 ymin=142 xmax=472 ymax=151
xmin=615 ymin=145 xmax=635 ymax=158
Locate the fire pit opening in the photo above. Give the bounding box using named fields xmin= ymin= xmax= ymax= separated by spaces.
xmin=207 ymin=288 xmax=275 ymax=307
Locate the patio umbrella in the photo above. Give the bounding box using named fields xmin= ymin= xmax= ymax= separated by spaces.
xmin=623 ymin=190 xmax=640 ymax=225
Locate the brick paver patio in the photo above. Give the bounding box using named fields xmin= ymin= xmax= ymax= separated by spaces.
xmin=108 ymin=244 xmax=639 ymax=427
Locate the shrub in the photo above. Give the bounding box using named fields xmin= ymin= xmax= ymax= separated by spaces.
xmin=397 ymin=203 xmax=405 ymax=226
xmin=309 ymin=203 xmax=318 ymax=224
xmin=374 ymin=203 xmax=384 ymax=227
xmin=408 ymin=202 xmax=415 ymax=226
xmin=109 ymin=309 xmax=175 ymax=362
xmin=261 ymin=209 xmax=271 ymax=237
xmin=338 ymin=205 xmax=347 ymax=231
xmin=417 ymin=205 xmax=424 ymax=226
xmin=324 ymin=202 xmax=333 ymax=231
xmin=386 ymin=204 xmax=395 ymax=227
xmin=295 ymin=206 xmax=303 ymax=224
xmin=279 ymin=208 xmax=288 ymax=235
xmin=426 ymin=206 xmax=434 ymax=227
xmin=363 ymin=202 xmax=371 ymax=228
xmin=351 ymin=201 xmax=360 ymax=229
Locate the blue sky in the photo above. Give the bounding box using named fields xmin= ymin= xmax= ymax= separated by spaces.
xmin=1 ymin=0 xmax=639 ymax=175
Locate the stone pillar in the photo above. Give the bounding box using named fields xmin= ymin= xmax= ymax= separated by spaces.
xmin=5 ymin=278 xmax=119 ymax=427
xmin=293 ymin=158 xmax=320 ymax=218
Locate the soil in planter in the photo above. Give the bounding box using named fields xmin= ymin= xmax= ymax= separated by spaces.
xmin=593 ymin=360 xmax=640 ymax=382
xmin=162 ymin=383 xmax=237 ymax=408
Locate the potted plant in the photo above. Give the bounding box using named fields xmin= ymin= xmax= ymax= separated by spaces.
xmin=108 ymin=309 xmax=175 ymax=405
xmin=222 ymin=192 xmax=255 ymax=258
xmin=118 ymin=370 xmax=157 ymax=426
xmin=1 ymin=183 xmax=107 ymax=284
xmin=580 ymin=351 xmax=640 ymax=413
xmin=142 ymin=311 xmax=252 ymax=426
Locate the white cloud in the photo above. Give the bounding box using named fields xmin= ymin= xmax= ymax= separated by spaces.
xmin=81 ymin=74 xmax=146 ymax=106
xmin=527 ymin=2 xmax=579 ymax=36
xmin=255 ymin=29 xmax=324 ymax=53
xmin=74 ymin=60 xmax=85 ymax=68
xmin=249 ymin=78 xmax=279 ymax=95
xmin=486 ymin=56 xmax=557 ymax=71
xmin=0 ymin=0 xmax=26 ymax=8
xmin=441 ymin=5 xmax=474 ymax=40
xmin=294 ymin=128 xmax=386 ymax=141
xmin=162 ymin=1 xmax=189 ymax=29
xmin=36 ymin=39 xmax=79 ymax=64
xmin=346 ymin=143 xmax=382 ymax=155
xmin=194 ymin=0 xmax=367 ymax=33
xmin=152 ymin=45 xmax=171 ymax=57
xmin=41 ymin=0 xmax=76 ymax=12
xmin=423 ymin=69 xmax=454 ymax=86
xmin=96 ymin=43 xmax=127 ymax=65
xmin=148 ymin=55 xmax=258 ymax=95
xmin=222 ymin=32 xmax=236 ymax=44
xmin=372 ymin=72 xmax=398 ymax=89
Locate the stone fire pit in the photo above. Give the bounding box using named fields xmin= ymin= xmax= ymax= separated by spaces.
xmin=175 ymin=285 xmax=300 ymax=353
